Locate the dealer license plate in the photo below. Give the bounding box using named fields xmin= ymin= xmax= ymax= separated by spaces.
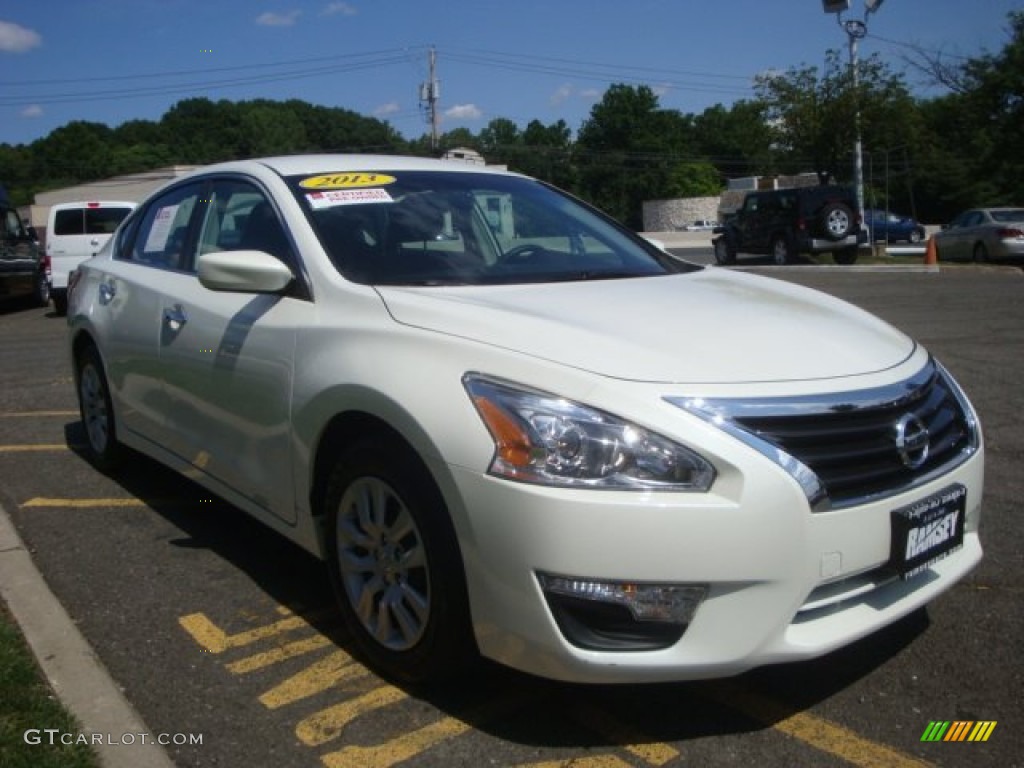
xmin=890 ymin=484 xmax=966 ymax=580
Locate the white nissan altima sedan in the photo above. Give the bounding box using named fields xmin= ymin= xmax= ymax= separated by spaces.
xmin=67 ymin=155 xmax=983 ymax=684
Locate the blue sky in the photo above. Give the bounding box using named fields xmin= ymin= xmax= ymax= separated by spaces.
xmin=1 ymin=0 xmax=1020 ymax=147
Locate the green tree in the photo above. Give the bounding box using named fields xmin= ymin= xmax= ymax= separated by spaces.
xmin=576 ymin=84 xmax=709 ymax=228
xmin=754 ymin=50 xmax=914 ymax=185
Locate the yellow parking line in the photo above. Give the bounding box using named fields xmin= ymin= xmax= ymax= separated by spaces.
xmin=572 ymin=704 xmax=678 ymax=765
xmin=258 ymin=649 xmax=367 ymax=710
xmin=228 ymin=634 xmax=335 ymax=675
xmin=319 ymin=694 xmax=527 ymax=768
xmin=708 ymin=683 xmax=934 ymax=768
xmin=179 ymin=612 xmax=314 ymax=654
xmin=297 ymin=685 xmax=408 ymax=747
xmin=515 ymin=758 xmax=633 ymax=768
xmin=0 ymin=410 xmax=78 ymax=418
xmin=0 ymin=444 xmax=70 ymax=452
xmin=21 ymin=498 xmax=146 ymax=508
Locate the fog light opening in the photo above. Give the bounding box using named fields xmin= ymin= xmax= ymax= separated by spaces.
xmin=537 ymin=573 xmax=707 ymax=652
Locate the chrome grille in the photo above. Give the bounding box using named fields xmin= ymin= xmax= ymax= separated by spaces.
xmin=670 ymin=359 xmax=979 ymax=510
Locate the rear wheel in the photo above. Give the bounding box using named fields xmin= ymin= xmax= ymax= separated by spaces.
xmin=32 ymin=270 xmax=50 ymax=308
xmin=833 ymin=247 xmax=859 ymax=265
xmin=973 ymin=242 xmax=989 ymax=263
xmin=771 ymin=235 xmax=793 ymax=265
xmin=324 ymin=434 xmax=473 ymax=684
xmin=76 ymin=345 xmax=122 ymax=470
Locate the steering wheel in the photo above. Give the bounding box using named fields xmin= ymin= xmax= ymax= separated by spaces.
xmin=500 ymin=243 xmax=548 ymax=264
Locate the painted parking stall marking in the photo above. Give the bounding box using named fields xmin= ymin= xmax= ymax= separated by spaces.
xmin=178 ymin=602 xmax=686 ymax=767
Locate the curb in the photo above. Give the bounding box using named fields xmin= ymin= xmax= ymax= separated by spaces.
xmin=0 ymin=503 xmax=176 ymax=768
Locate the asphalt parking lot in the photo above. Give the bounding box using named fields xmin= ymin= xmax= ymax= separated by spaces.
xmin=1 ymin=265 xmax=1021 ymax=768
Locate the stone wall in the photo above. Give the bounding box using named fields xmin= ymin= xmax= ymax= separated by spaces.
xmin=642 ymin=196 xmax=721 ymax=231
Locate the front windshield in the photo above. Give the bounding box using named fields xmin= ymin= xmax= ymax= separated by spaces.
xmin=288 ymin=170 xmax=693 ymax=286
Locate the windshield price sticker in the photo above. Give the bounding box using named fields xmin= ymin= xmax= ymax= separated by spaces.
xmin=299 ymin=173 xmax=396 ymax=190
xmin=890 ymin=484 xmax=967 ymax=580
xmin=305 ymin=189 xmax=393 ymax=209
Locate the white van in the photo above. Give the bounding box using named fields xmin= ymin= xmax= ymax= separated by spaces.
xmin=46 ymin=201 xmax=135 ymax=314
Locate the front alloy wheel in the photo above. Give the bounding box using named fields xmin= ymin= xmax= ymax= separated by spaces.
xmin=324 ymin=435 xmax=473 ymax=683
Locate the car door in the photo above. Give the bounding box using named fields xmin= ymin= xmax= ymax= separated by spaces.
xmin=942 ymin=211 xmax=980 ymax=261
xmin=92 ymin=183 xmax=204 ymax=447
xmin=156 ymin=178 xmax=310 ymax=525
xmin=1 ymin=207 xmax=36 ymax=295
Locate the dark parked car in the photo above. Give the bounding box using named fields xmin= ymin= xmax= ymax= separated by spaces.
xmin=713 ymin=185 xmax=867 ymax=265
xmin=1 ymin=201 xmax=49 ymax=307
xmin=866 ymin=209 xmax=926 ymax=243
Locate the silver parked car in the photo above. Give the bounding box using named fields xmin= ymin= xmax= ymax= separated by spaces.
xmin=933 ymin=207 xmax=1024 ymax=263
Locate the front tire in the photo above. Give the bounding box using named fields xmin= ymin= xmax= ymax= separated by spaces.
xmin=324 ymin=434 xmax=473 ymax=684
xmin=713 ymin=236 xmax=736 ymax=265
xmin=76 ymin=345 xmax=122 ymax=471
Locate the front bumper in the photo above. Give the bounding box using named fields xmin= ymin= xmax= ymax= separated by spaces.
xmin=450 ymin=447 xmax=983 ymax=684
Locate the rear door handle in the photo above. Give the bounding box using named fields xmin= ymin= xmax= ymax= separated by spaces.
xmin=163 ymin=304 xmax=187 ymax=332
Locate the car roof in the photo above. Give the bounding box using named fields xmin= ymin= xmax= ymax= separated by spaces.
xmin=183 ymin=154 xmax=522 ymax=179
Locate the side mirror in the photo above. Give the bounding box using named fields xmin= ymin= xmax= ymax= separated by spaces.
xmin=198 ymin=249 xmax=295 ymax=293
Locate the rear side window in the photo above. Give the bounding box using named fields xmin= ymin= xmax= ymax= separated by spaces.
xmin=86 ymin=207 xmax=132 ymax=234
xmin=54 ymin=209 xmax=84 ymax=236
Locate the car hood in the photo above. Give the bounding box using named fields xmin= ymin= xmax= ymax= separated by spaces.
xmin=376 ymin=268 xmax=916 ymax=385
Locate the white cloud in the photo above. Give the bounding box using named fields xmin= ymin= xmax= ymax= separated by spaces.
xmin=373 ymin=102 xmax=400 ymax=117
xmin=0 ymin=20 xmax=41 ymax=53
xmin=445 ymin=104 xmax=482 ymax=120
xmin=20 ymin=104 xmax=43 ymax=118
xmin=322 ymin=2 xmax=357 ymax=16
xmin=579 ymin=88 xmax=602 ymax=102
xmin=255 ymin=10 xmax=302 ymax=26
xmin=550 ymin=84 xmax=572 ymax=106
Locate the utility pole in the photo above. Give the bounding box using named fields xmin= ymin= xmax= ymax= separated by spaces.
xmin=419 ymin=46 xmax=440 ymax=151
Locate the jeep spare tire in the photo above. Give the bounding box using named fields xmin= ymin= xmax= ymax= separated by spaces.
xmin=819 ymin=202 xmax=855 ymax=241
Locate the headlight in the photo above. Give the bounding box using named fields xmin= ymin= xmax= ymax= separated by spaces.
xmin=463 ymin=374 xmax=715 ymax=491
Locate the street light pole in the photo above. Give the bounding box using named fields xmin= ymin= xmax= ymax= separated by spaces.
xmin=843 ymin=17 xmax=867 ymax=224
xmin=824 ymin=0 xmax=886 ymax=228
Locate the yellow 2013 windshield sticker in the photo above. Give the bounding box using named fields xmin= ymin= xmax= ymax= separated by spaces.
xmin=299 ymin=173 xmax=396 ymax=190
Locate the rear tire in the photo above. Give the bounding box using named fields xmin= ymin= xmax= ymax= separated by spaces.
xmin=324 ymin=434 xmax=474 ymax=684
xmin=833 ymin=247 xmax=859 ymax=265
xmin=76 ymin=345 xmax=123 ymax=471
xmin=973 ymin=243 xmax=988 ymax=263
xmin=32 ymin=270 xmax=50 ymax=308
xmin=771 ymin=235 xmax=793 ymax=265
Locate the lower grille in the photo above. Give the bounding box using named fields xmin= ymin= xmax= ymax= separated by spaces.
xmin=670 ymin=359 xmax=979 ymax=510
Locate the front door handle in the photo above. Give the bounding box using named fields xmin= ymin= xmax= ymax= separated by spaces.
xmin=163 ymin=304 xmax=187 ymax=332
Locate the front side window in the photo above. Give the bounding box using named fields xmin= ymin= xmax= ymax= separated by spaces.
xmin=198 ymin=180 xmax=294 ymax=267
xmin=289 ymin=170 xmax=691 ymax=286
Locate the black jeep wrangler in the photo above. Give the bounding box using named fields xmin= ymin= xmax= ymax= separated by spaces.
xmin=713 ymin=185 xmax=867 ymax=266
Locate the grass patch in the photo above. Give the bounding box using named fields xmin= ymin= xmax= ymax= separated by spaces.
xmin=0 ymin=601 xmax=98 ymax=768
